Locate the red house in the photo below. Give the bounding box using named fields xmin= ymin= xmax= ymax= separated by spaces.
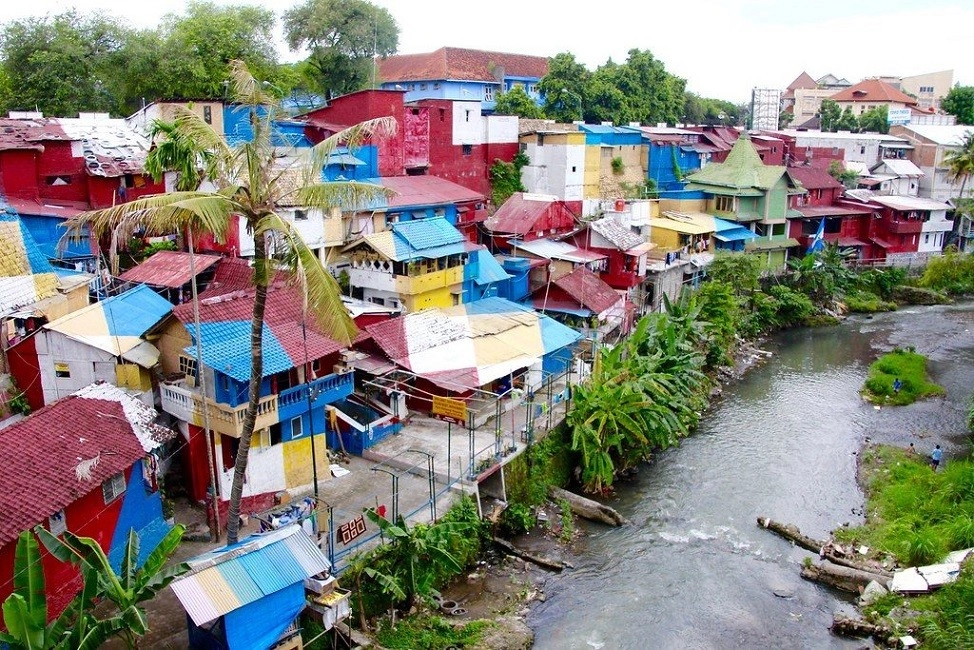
xmin=299 ymin=90 xmax=519 ymax=198
xmin=565 ymin=216 xmax=653 ymax=294
xmin=484 ymin=193 xmax=578 ymax=251
xmin=787 ymin=166 xmax=876 ymax=258
xmin=0 ymin=382 xmax=175 ymax=621
xmin=0 ymin=114 xmax=164 ymax=263
xmin=528 ymin=266 xmax=630 ymax=337
xmin=837 ymin=190 xmax=952 ymax=261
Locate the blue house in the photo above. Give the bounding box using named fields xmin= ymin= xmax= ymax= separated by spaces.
xmin=170 ymin=525 xmax=334 ymax=650
xmin=377 ymin=47 xmax=549 ymax=113
xmin=640 ymin=127 xmax=709 ymax=199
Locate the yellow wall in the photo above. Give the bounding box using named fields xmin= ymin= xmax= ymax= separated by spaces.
xmin=659 ymin=198 xmax=708 ymax=213
xmin=115 ymin=363 xmax=151 ymax=391
xmin=157 ymin=319 xmax=192 ymax=377
xmin=283 ymin=435 xmax=331 ymax=488
xmin=404 ymin=285 xmax=457 ymax=312
xmin=583 ymin=146 xmax=601 ymax=199
xmin=649 ymin=228 xmax=683 ymax=251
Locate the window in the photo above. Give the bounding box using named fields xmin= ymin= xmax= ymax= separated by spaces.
xmin=102 ymin=472 xmax=127 ymax=504
xmin=433 ymin=82 xmax=440 ymax=90
xmin=528 ymin=84 xmax=537 ymax=94
xmin=462 ymin=144 xmax=473 ymax=156
xmin=484 ymin=85 xmax=494 ymax=101
xmin=924 ymin=233 xmax=930 ymax=244
xmin=48 ymin=510 xmax=67 ymax=536
xmin=45 ymin=175 xmax=72 ymax=186
xmin=571 ymin=166 xmax=577 ymax=172
xmin=311 ymin=358 xmax=322 ymax=378
xmin=54 ymin=362 xmax=70 ymax=378
xmin=291 ymin=417 xmax=303 ymax=439
xmin=860 ymin=146 xmax=866 ymax=155
xmin=294 ymin=209 xmax=308 ymax=221
xmin=419 ymin=83 xmax=427 ymax=90
xmin=178 ymin=356 xmax=197 ymax=380
xmin=464 ymin=110 xmax=471 ymax=122
xmin=439 ymin=108 xmax=445 ymax=121
xmin=203 ymin=106 xmax=212 ymax=124
xmin=715 ymin=196 xmax=735 ymax=212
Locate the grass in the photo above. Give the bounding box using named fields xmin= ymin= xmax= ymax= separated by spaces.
xmin=839 ymin=444 xmax=974 ymax=647
xmin=861 ymin=347 xmax=945 ymax=406
xmin=842 ymin=290 xmax=897 ymax=314
xmin=375 ymin=615 xmax=494 ymax=649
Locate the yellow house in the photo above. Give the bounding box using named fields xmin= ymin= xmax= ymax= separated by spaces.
xmin=343 ymin=217 xmax=468 ymax=313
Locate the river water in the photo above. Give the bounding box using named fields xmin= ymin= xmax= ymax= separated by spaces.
xmin=527 ymin=303 xmax=974 ymax=649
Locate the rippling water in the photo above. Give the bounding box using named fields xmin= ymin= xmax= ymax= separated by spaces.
xmin=527 ymin=303 xmax=974 ymax=649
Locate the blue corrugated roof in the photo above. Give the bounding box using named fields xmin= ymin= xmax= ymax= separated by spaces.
xmin=186 ymin=321 xmax=293 ymax=382
xmin=0 ymin=211 xmax=55 ymax=274
xmin=471 ymin=249 xmax=512 ymax=285
xmin=393 ymin=218 xmax=463 ymax=250
xmin=538 ymin=312 xmax=583 ymax=353
xmin=712 ymin=216 xmax=757 ymax=242
xmin=104 ymin=285 xmax=173 ymax=336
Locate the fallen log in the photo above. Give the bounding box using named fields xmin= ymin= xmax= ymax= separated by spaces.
xmin=493 ymin=537 xmax=567 ymax=572
xmin=830 ymin=613 xmax=895 ymax=644
xmin=756 ymin=517 xmax=825 ymax=553
xmin=801 ymin=560 xmax=891 ymax=594
xmin=822 ymin=546 xmax=893 ymax=579
xmin=550 ymin=486 xmax=628 ymax=527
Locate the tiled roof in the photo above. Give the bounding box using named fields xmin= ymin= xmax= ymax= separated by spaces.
xmin=119 ymin=250 xmax=221 ymax=288
xmin=0 ymin=115 xmax=151 ymax=177
xmin=686 ymin=138 xmax=788 ymax=191
xmin=378 ymin=47 xmax=549 ymax=83
xmin=589 ymin=216 xmax=645 ymax=251
xmin=0 ymin=382 xmax=174 ymax=546
xmin=550 ymin=267 xmax=621 ymax=314
xmin=787 ymin=166 xmax=844 ymax=191
xmin=830 ymin=79 xmax=917 ymax=105
xmin=172 ymin=278 xmax=345 ymax=382
xmin=784 ymin=72 xmax=818 ymax=96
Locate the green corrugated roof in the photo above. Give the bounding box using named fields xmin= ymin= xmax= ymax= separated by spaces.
xmin=686 ymin=138 xmax=788 ymax=191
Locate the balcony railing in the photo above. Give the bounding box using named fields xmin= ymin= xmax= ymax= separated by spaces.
xmin=395 ymin=266 xmax=464 ymax=295
xmin=160 ymin=381 xmax=278 ymax=438
xmin=278 ymin=371 xmax=354 ymax=421
xmin=887 ymin=219 xmax=924 ymax=234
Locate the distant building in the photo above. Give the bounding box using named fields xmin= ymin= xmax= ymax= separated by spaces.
xmin=751 ymin=88 xmax=782 ymax=130
xmin=829 ymin=79 xmax=917 ymax=117
xmin=377 ymin=47 xmax=549 ymax=113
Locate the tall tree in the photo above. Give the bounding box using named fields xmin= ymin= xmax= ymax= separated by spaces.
xmin=858 ymin=105 xmax=889 ymax=134
xmin=613 ymin=48 xmax=686 ymax=126
xmin=942 ymin=85 xmax=974 ymax=126
xmin=836 ymin=106 xmax=859 ymax=132
xmin=65 ymin=61 xmax=396 ymax=543
xmin=283 ymin=0 xmax=398 ymax=98
xmin=818 ymin=98 xmax=841 ymax=132
xmin=493 ymin=85 xmax=543 ymax=119
xmin=0 ymin=11 xmax=132 ymax=116
xmin=538 ymin=52 xmax=590 ymax=123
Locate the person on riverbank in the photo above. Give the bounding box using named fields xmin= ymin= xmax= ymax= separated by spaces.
xmin=893 ymin=377 xmax=902 ymax=394
xmin=907 ymin=442 xmax=917 ymax=455
xmin=930 ymin=444 xmax=943 ymax=471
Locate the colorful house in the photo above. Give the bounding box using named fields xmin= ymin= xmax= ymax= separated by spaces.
xmin=484 ymin=193 xmax=579 ymax=251
xmin=156 ymin=258 xmax=352 ymax=520
xmin=787 ymin=166 xmax=876 ymax=258
xmin=0 ymin=210 xmax=90 ymax=383
xmin=564 ymin=215 xmax=654 ymax=295
xmin=0 ymin=113 xmax=164 ymax=266
xmin=639 ymin=127 xmax=708 ymax=198
xmin=363 ymin=297 xmax=581 ymax=411
xmin=170 ymin=525 xmax=332 ymax=650
xmin=685 ymin=137 xmax=802 ymax=268
xmin=377 ymin=47 xmax=549 ymax=113
xmin=519 ymin=126 xmax=588 ymax=210
xmin=343 ymin=217 xmax=472 ymax=312
xmin=11 ymin=284 xmax=172 ymax=411
xmin=0 ymin=382 xmax=175 ymax=620
xmin=838 ymin=190 xmax=953 ymax=261
xmin=577 ymin=124 xmax=646 ymax=212
xmin=528 ymin=266 xmax=629 ymax=339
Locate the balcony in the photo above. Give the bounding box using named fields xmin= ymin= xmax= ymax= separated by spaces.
xmin=395 ymin=266 xmax=464 ymax=295
xmin=887 ymin=219 xmax=924 ymax=234
xmin=160 ymin=381 xmax=279 ymax=438
xmin=278 ymin=371 xmax=354 ymax=421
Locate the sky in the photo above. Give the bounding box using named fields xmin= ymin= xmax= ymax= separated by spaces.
xmin=3 ymin=0 xmax=972 ymax=104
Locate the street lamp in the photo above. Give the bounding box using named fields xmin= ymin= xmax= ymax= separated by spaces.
xmin=561 ymin=88 xmax=582 ymax=122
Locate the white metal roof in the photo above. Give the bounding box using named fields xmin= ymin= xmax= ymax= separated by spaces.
xmin=898 ymin=124 xmax=974 ymax=146
xmin=870 ymin=195 xmax=951 ymax=211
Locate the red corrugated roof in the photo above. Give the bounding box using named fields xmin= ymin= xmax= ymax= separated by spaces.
xmin=380 ymin=175 xmax=484 ymax=207
xmin=198 ymin=257 xmax=254 ymax=298
xmin=0 ymin=392 xmax=151 ymax=546
xmin=5 ymin=198 xmax=85 ymax=218
xmin=830 ymin=79 xmax=917 ymax=105
xmin=787 ymin=166 xmax=844 ymax=191
xmin=378 ymin=47 xmax=549 ymax=83
xmin=119 ymin=250 xmax=221 ymax=288
xmin=550 ymin=267 xmax=620 ymax=314
xmin=364 ymin=317 xmax=409 ymax=366
xmin=486 ymin=193 xmax=554 ymax=234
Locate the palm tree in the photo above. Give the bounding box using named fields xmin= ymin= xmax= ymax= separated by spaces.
xmin=65 ymin=60 xmax=396 ymax=543
xmin=944 ymin=130 xmax=974 ymax=250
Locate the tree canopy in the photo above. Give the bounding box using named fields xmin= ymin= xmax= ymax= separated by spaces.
xmin=283 ymin=0 xmax=398 ymax=99
xmin=942 ymin=85 xmax=974 ymax=125
xmin=492 ymin=85 xmax=544 ymax=119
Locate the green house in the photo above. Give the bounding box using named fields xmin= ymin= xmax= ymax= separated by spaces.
xmin=686 ymin=137 xmax=804 ymax=268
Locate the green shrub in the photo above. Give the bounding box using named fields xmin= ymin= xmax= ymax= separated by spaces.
xmin=499 ymin=503 xmax=535 ymax=537
xmin=918 ymin=249 xmax=974 ymax=295
xmin=862 ymin=348 xmax=945 ymax=405
xmin=768 ymin=285 xmax=814 ymax=326
xmin=611 ymin=156 xmax=624 ymax=175
xmin=856 ymin=267 xmax=907 ymax=300
xmin=843 ymin=289 xmax=897 ymax=314
xmin=376 ymin=615 xmax=494 ymax=649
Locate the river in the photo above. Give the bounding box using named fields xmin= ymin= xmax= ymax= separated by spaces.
xmin=527 ymin=303 xmax=974 ymax=649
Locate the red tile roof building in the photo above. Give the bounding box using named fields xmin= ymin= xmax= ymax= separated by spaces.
xmin=378 ymin=47 xmax=549 ymax=83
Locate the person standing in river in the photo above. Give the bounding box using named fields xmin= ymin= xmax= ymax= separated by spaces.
xmin=930 ymin=444 xmax=943 ymax=471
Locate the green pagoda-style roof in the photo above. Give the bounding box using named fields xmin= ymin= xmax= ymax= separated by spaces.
xmin=686 ymin=137 xmax=789 ymax=192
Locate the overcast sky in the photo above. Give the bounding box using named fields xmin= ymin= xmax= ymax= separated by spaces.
xmin=4 ymin=0 xmax=971 ymax=104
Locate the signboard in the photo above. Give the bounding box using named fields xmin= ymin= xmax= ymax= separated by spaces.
xmin=887 ymin=108 xmax=912 ymax=125
xmin=337 ymin=515 xmax=367 ymax=546
xmin=431 ymin=395 xmax=468 ymax=425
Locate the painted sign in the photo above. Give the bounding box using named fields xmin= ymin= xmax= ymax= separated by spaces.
xmin=887 ymin=108 xmax=912 ymax=125
xmin=431 ymin=395 xmax=468 ymax=425
xmin=337 ymin=515 xmax=367 ymax=545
